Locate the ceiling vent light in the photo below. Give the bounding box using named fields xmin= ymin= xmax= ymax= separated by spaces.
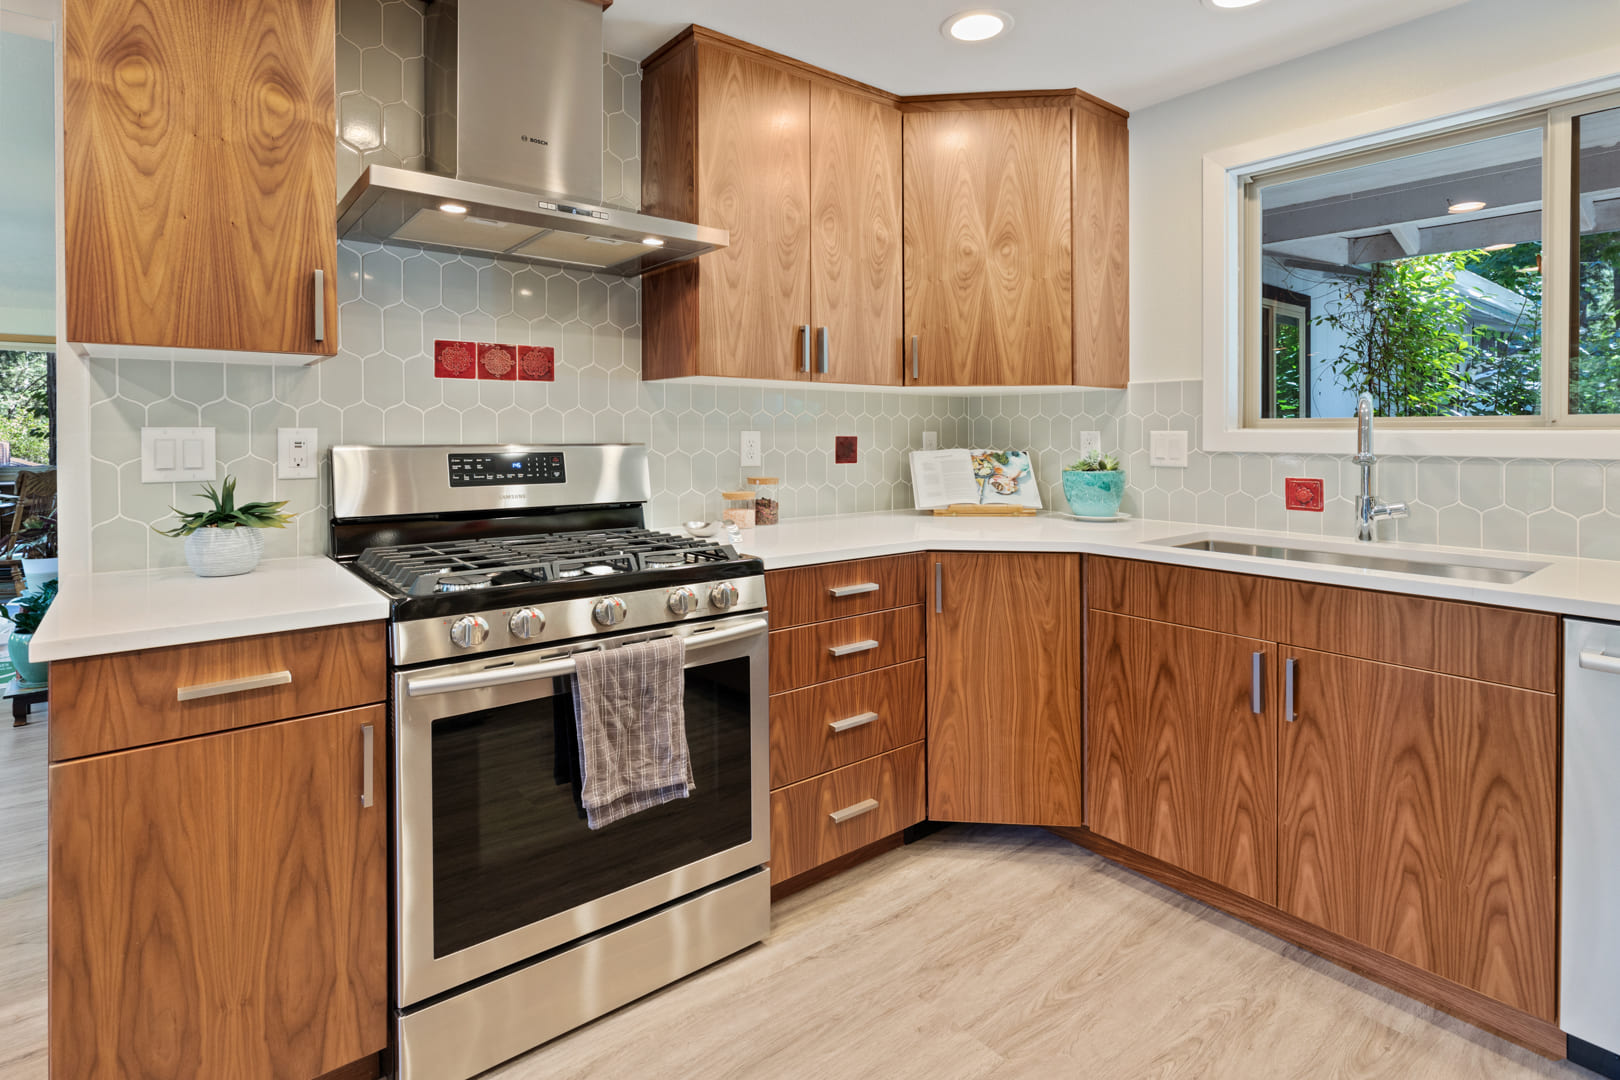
xmin=943 ymin=9 xmax=1012 ymax=42
xmin=1201 ymin=0 xmax=1266 ymax=9
xmin=1447 ymin=200 xmax=1488 ymax=214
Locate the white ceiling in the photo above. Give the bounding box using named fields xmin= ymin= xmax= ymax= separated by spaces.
xmin=603 ymin=0 xmax=1473 ymax=112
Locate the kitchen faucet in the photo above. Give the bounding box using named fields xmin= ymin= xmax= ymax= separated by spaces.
xmin=1352 ymin=392 xmax=1409 ymax=542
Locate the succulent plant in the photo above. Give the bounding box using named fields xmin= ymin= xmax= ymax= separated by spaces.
xmin=154 ymin=476 xmax=294 ymax=537
xmin=1065 ymin=452 xmax=1122 ymax=473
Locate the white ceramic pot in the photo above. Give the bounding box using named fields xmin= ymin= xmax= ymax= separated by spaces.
xmin=19 ymin=557 xmax=58 ymax=589
xmin=183 ymin=527 xmax=265 ymax=577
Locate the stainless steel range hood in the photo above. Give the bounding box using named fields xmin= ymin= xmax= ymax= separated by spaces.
xmin=335 ymin=0 xmax=725 ymax=276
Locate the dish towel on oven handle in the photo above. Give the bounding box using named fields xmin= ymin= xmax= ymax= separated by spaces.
xmin=571 ymin=635 xmax=694 ymax=829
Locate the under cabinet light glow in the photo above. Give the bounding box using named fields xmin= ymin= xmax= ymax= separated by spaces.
xmin=1447 ymin=200 xmax=1488 ymax=214
xmin=439 ymin=202 xmax=469 ymax=215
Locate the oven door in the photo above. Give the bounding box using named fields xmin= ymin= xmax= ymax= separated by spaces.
xmin=393 ymin=612 xmax=770 ymax=1008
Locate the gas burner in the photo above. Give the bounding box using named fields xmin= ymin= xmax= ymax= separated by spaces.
xmin=435 ymin=571 xmax=498 ymax=593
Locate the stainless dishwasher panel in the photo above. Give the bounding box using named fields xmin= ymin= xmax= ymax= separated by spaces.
xmin=1563 ymin=617 xmax=1620 ymax=1062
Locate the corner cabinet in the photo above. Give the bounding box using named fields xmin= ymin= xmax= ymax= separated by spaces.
xmin=63 ymin=0 xmax=338 ymax=358
xmin=902 ymin=93 xmax=1129 ymax=388
xmin=640 ymin=28 xmax=903 ymax=385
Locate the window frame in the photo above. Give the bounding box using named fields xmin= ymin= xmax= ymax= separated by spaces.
xmin=1200 ymin=70 xmax=1620 ymax=457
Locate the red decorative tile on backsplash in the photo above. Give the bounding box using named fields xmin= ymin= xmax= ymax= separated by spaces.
xmin=835 ymin=435 xmax=857 ymax=464
xmin=434 ymin=339 xmax=476 ymax=379
xmin=517 ymin=345 xmax=555 ymax=381
xmin=477 ymin=342 xmax=517 ymax=380
xmin=1286 ymin=477 xmax=1325 ymax=512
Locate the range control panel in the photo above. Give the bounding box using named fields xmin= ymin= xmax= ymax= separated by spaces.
xmin=448 ymin=451 xmax=567 ymax=487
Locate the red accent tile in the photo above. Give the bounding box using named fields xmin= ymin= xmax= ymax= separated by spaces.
xmin=1286 ymin=477 xmax=1325 ymax=512
xmin=477 ymin=342 xmax=518 ymax=380
xmin=516 ymin=345 xmax=555 ymax=381
xmin=434 ymin=340 xmax=476 ymax=379
xmin=835 ymin=435 xmax=857 ymax=464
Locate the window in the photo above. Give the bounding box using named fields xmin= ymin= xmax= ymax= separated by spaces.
xmin=1240 ymin=91 xmax=1620 ymax=430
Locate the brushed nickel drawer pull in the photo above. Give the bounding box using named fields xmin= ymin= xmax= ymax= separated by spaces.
xmin=829 ymin=798 xmax=879 ymax=824
xmin=910 ymin=334 xmax=919 ymax=381
xmin=828 ymin=639 xmax=879 ymax=658
xmin=1251 ymin=651 xmax=1264 ymax=715
xmin=176 ymin=669 xmax=292 ymax=702
xmin=360 ymin=723 xmax=375 ymax=808
xmin=801 ymin=324 xmax=812 ymax=373
xmin=829 ymin=711 xmax=880 ymax=733
xmin=1285 ymin=657 xmax=1299 ymax=723
xmin=817 ymin=326 xmax=830 ymax=374
xmin=313 ymin=269 xmax=326 ymax=341
xmin=828 ymin=582 xmax=881 ymax=598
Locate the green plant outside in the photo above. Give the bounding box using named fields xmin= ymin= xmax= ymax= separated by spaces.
xmin=2 ymin=577 xmax=58 ymax=636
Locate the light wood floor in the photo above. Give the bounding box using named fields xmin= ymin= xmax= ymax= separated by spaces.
xmin=0 ymin=714 xmax=1597 ymax=1079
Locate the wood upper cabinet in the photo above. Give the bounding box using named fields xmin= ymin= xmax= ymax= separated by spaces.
xmin=1087 ymin=611 xmax=1276 ymax=902
xmin=901 ymin=94 xmax=1128 ymax=388
xmin=64 ymin=0 xmax=338 ymax=356
xmin=927 ymin=552 xmax=1083 ymax=825
xmin=641 ymin=29 xmax=903 ymax=384
xmin=50 ymin=705 xmax=388 ymax=1079
xmin=1277 ymin=647 xmax=1558 ymax=1021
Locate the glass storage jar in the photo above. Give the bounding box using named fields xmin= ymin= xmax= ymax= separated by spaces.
xmin=747 ymin=477 xmax=779 ymax=525
xmin=722 ymin=490 xmax=755 ymax=530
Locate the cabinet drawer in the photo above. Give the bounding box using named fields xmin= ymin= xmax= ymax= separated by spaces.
xmin=769 ymin=741 xmax=925 ymax=884
xmin=764 ymin=554 xmax=924 ymax=629
xmin=1087 ymin=556 xmax=1279 ymax=640
xmin=770 ymin=660 xmax=926 ymax=788
xmin=49 ymin=621 xmax=388 ymax=761
xmin=769 ymin=606 xmax=925 ymax=693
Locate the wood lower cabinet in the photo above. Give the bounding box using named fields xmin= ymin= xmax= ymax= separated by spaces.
xmin=927 ymin=552 xmax=1083 ymax=825
xmin=1087 ymin=612 xmax=1276 ymax=902
xmin=770 ymin=743 xmax=926 ymax=884
xmin=64 ymin=0 xmax=337 ymax=356
xmin=1278 ymin=647 xmax=1558 ymax=1020
xmin=50 ymin=705 xmax=388 ymax=1079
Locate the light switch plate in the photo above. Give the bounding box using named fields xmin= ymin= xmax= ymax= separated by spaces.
xmin=277 ymin=427 xmax=319 ymax=479
xmin=739 ymin=430 xmax=762 ymax=468
xmin=921 ymin=430 xmax=939 ymax=451
xmin=142 ymin=427 xmax=216 ymax=483
xmin=1078 ymin=430 xmax=1102 ymax=458
xmin=1150 ymin=429 xmax=1189 ymax=468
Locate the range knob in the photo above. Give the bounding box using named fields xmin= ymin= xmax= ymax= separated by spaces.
xmin=667 ymin=586 xmax=699 ymax=616
xmin=709 ymin=582 xmax=740 ymax=610
xmin=449 ymin=614 xmax=490 ymax=649
xmin=508 ymin=607 xmax=546 ymax=639
xmin=593 ymin=596 xmax=628 ymax=627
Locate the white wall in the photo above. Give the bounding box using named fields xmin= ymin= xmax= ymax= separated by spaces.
xmin=1130 ymin=0 xmax=1620 ymax=383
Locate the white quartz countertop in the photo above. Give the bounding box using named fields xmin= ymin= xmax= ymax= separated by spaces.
xmin=735 ymin=511 xmax=1620 ymax=622
xmin=30 ymin=556 xmax=391 ymax=662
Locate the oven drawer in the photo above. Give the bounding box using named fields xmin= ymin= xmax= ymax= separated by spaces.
xmin=769 ymin=660 xmax=926 ymax=788
xmin=49 ymin=621 xmax=389 ymax=761
xmin=765 ymin=554 xmax=925 ymax=629
xmin=768 ymin=606 xmax=925 ymax=694
xmin=769 ymin=741 xmax=925 ymax=884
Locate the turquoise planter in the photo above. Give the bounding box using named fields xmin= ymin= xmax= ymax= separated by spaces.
xmin=9 ymin=632 xmax=45 ymax=686
xmin=1062 ymin=469 xmax=1125 ymax=518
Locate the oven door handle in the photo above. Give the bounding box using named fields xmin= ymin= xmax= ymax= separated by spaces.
xmin=404 ymin=617 xmax=770 ymax=698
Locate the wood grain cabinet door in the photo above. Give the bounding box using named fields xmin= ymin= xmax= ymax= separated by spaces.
xmin=64 ymin=0 xmax=338 ymax=355
xmin=1277 ymin=648 xmax=1558 ymax=1020
xmin=927 ymin=552 xmax=1083 ymax=825
xmin=810 ymin=84 xmax=902 ymax=385
xmin=50 ymin=706 xmax=387 ymax=1079
xmin=902 ymin=105 xmax=1074 ymax=387
xmin=1086 ymin=611 xmax=1276 ymax=903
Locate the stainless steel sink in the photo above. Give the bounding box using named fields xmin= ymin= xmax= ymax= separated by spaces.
xmin=1164 ymin=538 xmax=1547 ymax=585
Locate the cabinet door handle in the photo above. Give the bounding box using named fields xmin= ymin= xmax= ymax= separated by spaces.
xmin=1578 ymin=648 xmax=1620 ymax=675
xmin=829 ymin=639 xmax=879 ymax=657
xmin=934 ymin=561 xmax=943 ymax=613
xmin=176 ymin=669 xmax=292 ymax=702
xmin=1251 ymin=651 xmax=1264 ymax=714
xmin=829 ymin=797 xmax=879 ymax=824
xmin=801 ymin=324 xmax=812 ymax=373
xmin=829 ymin=711 xmax=880 ymax=733
xmin=1284 ymin=657 xmax=1298 ymax=723
xmin=910 ymin=334 xmax=919 ymax=381
xmin=828 ymin=582 xmax=880 ymax=598
xmin=817 ymin=326 xmax=830 ymax=374
xmin=360 ymin=723 xmax=375 ymax=808
xmin=313 ymin=269 xmax=326 ymax=342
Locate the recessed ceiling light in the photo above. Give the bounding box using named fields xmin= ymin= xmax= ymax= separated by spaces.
xmin=1448 ymin=200 xmax=1488 ymax=214
xmin=942 ymin=9 xmax=1013 ymax=42
xmin=439 ymin=202 xmax=469 ymax=215
xmin=1481 ymin=243 xmax=1514 ymax=252
xmin=1201 ymin=0 xmax=1265 ymax=9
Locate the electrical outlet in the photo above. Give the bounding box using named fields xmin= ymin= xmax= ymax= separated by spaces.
xmin=921 ymin=430 xmax=939 ymax=451
xmin=142 ymin=427 xmax=216 ymax=483
xmin=277 ymin=428 xmax=319 ymax=480
xmin=740 ymin=430 xmax=762 ymax=468
xmin=1150 ymin=430 xmax=1189 ymax=468
xmin=1078 ymin=430 xmax=1102 ymax=457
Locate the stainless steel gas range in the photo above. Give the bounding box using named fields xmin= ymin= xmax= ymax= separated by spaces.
xmin=329 ymin=444 xmax=770 ymax=1080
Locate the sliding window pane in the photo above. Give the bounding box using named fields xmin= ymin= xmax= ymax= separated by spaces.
xmin=1571 ymin=104 xmax=1620 ymax=415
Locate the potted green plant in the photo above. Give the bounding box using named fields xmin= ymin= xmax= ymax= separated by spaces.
xmin=3 ymin=577 xmax=58 ymax=685
xmin=1062 ymin=452 xmax=1126 ymax=518
xmin=13 ymin=500 xmax=58 ymax=587
xmin=154 ymin=476 xmax=295 ymax=578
